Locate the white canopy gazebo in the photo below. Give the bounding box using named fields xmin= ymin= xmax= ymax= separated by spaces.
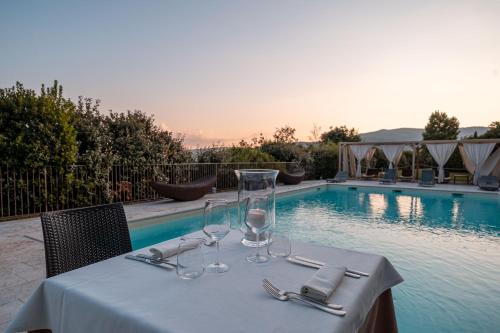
xmin=339 ymin=139 xmax=500 ymax=184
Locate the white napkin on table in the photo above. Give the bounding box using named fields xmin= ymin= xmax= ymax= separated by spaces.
xmin=149 ymin=238 xmax=204 ymax=260
xmin=300 ymin=265 xmax=346 ymax=302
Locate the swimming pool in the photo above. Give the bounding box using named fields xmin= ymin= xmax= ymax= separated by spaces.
xmin=130 ymin=186 xmax=500 ymax=333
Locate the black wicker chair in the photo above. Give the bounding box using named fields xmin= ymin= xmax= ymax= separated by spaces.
xmin=41 ymin=203 xmax=132 ymax=278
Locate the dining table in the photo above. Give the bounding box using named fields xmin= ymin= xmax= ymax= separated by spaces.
xmin=6 ymin=230 xmax=403 ymax=333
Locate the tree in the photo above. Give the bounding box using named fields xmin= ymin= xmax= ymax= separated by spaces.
xmin=320 ymin=125 xmax=360 ymax=143
xmin=273 ymin=126 xmax=298 ymax=144
xmin=74 ymin=97 xmax=114 ymax=167
xmin=422 ymin=111 xmax=460 ymax=140
xmin=0 ymin=81 xmax=77 ymax=168
xmin=238 ymin=133 xmax=265 ymax=148
xmin=310 ymin=142 xmax=339 ymax=179
xmin=480 ymin=121 xmax=500 ymax=139
xmin=308 ymin=123 xmax=322 ymax=142
xmin=105 ymin=110 xmax=188 ymax=165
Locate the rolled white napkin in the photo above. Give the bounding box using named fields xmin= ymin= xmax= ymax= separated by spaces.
xmin=300 ymin=265 xmax=346 ymax=302
xmin=149 ymin=238 xmax=204 ymax=260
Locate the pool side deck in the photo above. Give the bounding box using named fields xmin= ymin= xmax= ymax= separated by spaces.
xmin=330 ymin=180 xmax=500 ymax=197
xmin=0 ymin=179 xmax=497 ymax=330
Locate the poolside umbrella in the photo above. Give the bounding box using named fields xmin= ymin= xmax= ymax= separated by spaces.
xmin=349 ymin=145 xmax=372 ymax=178
xmin=426 ymin=143 xmax=457 ymax=183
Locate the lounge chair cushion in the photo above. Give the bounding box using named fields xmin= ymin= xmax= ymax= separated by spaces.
xmin=151 ymin=175 xmax=217 ymax=201
xmin=478 ymin=176 xmax=499 ymax=191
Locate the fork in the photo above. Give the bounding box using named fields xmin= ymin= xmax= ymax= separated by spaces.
xmin=263 ymin=279 xmax=343 ymax=310
xmin=262 ymin=280 xmax=346 ymax=316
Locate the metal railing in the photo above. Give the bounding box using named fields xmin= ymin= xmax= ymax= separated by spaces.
xmin=0 ymin=162 xmax=297 ymax=220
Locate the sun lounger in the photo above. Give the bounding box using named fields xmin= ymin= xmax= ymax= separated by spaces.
xmin=361 ymin=168 xmax=379 ymax=180
xmin=151 ymin=175 xmax=217 ymax=201
xmin=379 ymin=169 xmax=396 ymax=184
xmin=399 ymin=168 xmax=413 ymax=182
xmin=327 ymin=171 xmax=348 ymax=183
xmin=278 ymin=170 xmax=305 ymax=185
xmin=478 ymin=175 xmax=499 ymax=191
xmin=419 ymin=169 xmax=435 ymax=187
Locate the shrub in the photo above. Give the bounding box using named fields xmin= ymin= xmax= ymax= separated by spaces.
xmin=196 ymin=144 xmax=226 ymax=163
xmin=310 ymin=143 xmax=339 ymax=179
xmin=224 ymin=147 xmax=275 ymax=163
xmin=260 ymin=142 xmax=305 ymax=163
xmin=0 ymin=81 xmax=77 ymax=168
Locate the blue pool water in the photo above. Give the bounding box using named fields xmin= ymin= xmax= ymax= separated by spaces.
xmin=130 ymin=186 xmax=500 ymax=333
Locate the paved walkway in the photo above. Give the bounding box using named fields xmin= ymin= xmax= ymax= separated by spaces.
xmin=0 ymin=179 xmax=496 ymax=330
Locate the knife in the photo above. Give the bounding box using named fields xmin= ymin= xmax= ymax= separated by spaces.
xmin=293 ymin=256 xmax=370 ymax=277
xmin=287 ymin=257 xmax=361 ymax=278
xmin=125 ymin=254 xmax=175 ymax=270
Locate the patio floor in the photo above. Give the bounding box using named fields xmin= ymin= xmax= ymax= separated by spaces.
xmin=0 ymin=179 xmax=496 ymax=330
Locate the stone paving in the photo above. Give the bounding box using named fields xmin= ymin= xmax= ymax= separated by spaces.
xmin=0 ymin=179 xmax=496 ymax=330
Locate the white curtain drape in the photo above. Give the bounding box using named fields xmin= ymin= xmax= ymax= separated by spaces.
xmin=380 ymin=145 xmax=405 ymax=169
xmin=349 ymin=149 xmax=356 ymax=177
xmin=460 ymin=143 xmax=496 ymax=184
xmin=394 ymin=150 xmax=404 ymax=168
xmin=365 ymin=147 xmax=377 ymax=168
xmin=349 ymin=145 xmax=372 ymax=177
xmin=342 ymin=145 xmax=349 ymax=172
xmin=426 ymin=143 xmax=457 ymax=183
xmin=479 ymin=147 xmax=500 ymax=177
xmin=458 ymin=145 xmax=475 ymax=174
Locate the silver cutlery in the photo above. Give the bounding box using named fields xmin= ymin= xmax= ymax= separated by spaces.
xmin=263 ymin=279 xmax=343 ymax=310
xmin=179 ymin=236 xmax=216 ymax=247
xmin=287 ymin=257 xmax=361 ymax=278
xmin=136 ymin=253 xmax=178 ymax=267
xmin=125 ymin=254 xmax=176 ymax=270
xmin=293 ymin=256 xmax=370 ymax=277
xmin=137 ymin=254 xmax=184 ymax=269
xmin=262 ymin=279 xmax=346 ymax=317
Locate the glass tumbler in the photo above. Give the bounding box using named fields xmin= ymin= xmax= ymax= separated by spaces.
xmin=176 ymin=238 xmax=205 ymax=279
xmin=267 ymin=231 xmax=291 ymax=258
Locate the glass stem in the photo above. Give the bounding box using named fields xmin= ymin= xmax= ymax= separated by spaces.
xmin=216 ymin=240 xmax=220 ymax=266
xmin=256 ymin=231 xmax=260 ymax=258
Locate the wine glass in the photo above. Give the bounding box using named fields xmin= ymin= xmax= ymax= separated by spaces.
xmin=244 ymin=195 xmax=271 ymax=263
xmin=203 ymin=199 xmax=230 ymax=273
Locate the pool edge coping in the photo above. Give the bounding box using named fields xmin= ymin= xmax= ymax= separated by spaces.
xmin=128 ymin=182 xmax=328 ymax=228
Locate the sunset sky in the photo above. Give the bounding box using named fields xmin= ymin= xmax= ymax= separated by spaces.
xmin=1 ymin=0 xmax=499 ymax=146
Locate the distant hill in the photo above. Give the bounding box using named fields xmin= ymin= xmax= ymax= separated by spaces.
xmin=360 ymin=127 xmax=488 ymax=142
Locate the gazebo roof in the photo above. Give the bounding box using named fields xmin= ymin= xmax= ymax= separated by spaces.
xmin=339 ymin=138 xmax=500 ymax=146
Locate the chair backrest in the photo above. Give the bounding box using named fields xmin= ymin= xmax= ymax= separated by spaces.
xmin=479 ymin=175 xmax=498 ymax=185
xmin=335 ymin=171 xmax=348 ymax=180
xmin=41 ymin=203 xmax=132 ymax=278
xmin=421 ymin=169 xmax=435 ymax=182
xmin=384 ymin=169 xmax=396 ymax=180
xmin=401 ymin=168 xmax=412 ymax=177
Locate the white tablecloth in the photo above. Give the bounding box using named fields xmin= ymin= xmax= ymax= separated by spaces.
xmin=6 ymin=231 xmax=403 ymax=333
